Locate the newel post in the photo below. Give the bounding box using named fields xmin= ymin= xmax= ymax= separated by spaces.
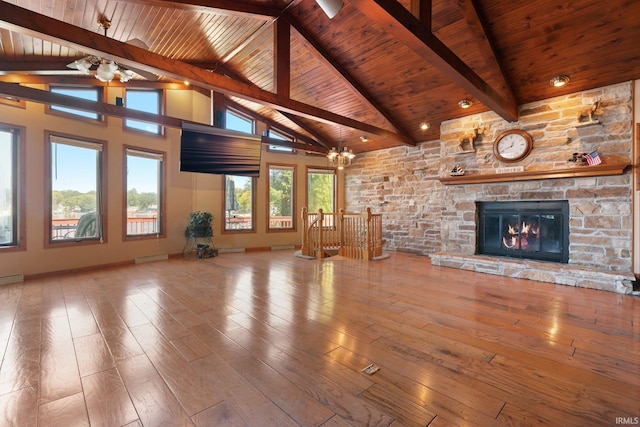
xmin=301 ymin=207 xmax=308 ymax=256
xmin=365 ymin=207 xmax=373 ymax=260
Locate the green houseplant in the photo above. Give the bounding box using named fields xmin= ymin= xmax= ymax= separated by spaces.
xmin=186 ymin=210 xmax=213 ymax=237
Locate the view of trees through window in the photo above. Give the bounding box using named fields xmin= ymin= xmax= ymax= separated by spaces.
xmin=224 ymin=175 xmax=254 ymax=231
xmin=308 ymin=168 xmax=335 ymax=213
xmin=269 ymin=165 xmax=295 ymax=229
xmin=0 ymin=127 xmax=16 ymax=246
xmin=49 ymin=135 xmax=102 ymax=241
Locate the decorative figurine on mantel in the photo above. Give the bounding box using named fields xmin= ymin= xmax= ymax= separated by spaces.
xmin=568 ymin=150 xmax=602 ymax=166
xmin=450 ymin=164 xmax=466 ymax=176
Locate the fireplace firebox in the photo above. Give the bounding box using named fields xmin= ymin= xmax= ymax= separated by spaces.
xmin=476 ymin=200 xmax=569 ymax=263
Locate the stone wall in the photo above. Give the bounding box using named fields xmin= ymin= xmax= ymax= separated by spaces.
xmin=345 ymin=82 xmax=635 ymax=292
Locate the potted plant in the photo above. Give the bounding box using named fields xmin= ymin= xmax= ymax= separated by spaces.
xmin=186 ymin=210 xmax=213 ymax=237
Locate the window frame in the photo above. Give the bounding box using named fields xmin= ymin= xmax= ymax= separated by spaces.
xmin=266 ymin=128 xmax=296 ymax=154
xmin=123 ymin=145 xmax=167 ymax=240
xmin=306 ymin=166 xmax=337 ymax=214
xmin=267 ymin=163 xmax=296 ymax=232
xmin=225 ymin=108 xmax=254 ymax=134
xmin=123 ymin=88 xmax=165 ymax=136
xmin=45 ymin=131 xmax=108 ymax=248
xmin=222 ymin=175 xmax=257 ymax=234
xmin=47 ymin=85 xmax=106 ymax=124
xmin=0 ymin=123 xmax=26 ymax=253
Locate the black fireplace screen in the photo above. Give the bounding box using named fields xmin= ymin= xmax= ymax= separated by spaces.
xmin=476 ymin=200 xmax=569 ymax=263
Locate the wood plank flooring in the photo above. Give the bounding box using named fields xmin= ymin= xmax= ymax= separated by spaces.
xmin=0 ymin=251 xmax=638 ymax=426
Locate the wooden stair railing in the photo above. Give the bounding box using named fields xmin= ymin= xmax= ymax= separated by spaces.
xmin=301 ymin=207 xmax=383 ymax=260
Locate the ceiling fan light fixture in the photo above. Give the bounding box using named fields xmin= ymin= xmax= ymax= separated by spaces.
xmin=119 ymin=69 xmax=134 ymax=83
xmin=73 ymin=57 xmax=93 ymax=74
xmin=550 ymin=74 xmax=570 ymax=87
xmin=316 ymin=0 xmax=344 ymax=19
xmin=95 ymin=60 xmax=117 ymax=82
xmin=458 ymin=98 xmax=472 ymax=109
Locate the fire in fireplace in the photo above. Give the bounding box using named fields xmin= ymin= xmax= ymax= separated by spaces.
xmin=476 ymin=200 xmax=569 ymax=263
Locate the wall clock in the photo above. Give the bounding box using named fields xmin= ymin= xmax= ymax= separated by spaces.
xmin=493 ymin=129 xmax=533 ymax=163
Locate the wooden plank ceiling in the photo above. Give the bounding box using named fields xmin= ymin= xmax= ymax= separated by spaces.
xmin=0 ymin=0 xmax=639 ymax=154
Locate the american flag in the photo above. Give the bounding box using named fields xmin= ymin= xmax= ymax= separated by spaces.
xmin=585 ymin=150 xmax=601 ymax=166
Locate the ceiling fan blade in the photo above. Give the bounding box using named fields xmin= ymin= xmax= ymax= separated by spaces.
xmin=125 ymin=38 xmax=149 ymax=50
xmin=121 ymin=65 xmax=159 ymax=81
xmin=121 ymin=38 xmax=158 ymax=80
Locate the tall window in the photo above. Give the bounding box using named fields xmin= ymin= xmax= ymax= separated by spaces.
xmin=224 ymin=175 xmax=255 ymax=232
xmin=268 ymin=164 xmax=295 ymax=230
xmin=49 ymin=86 xmax=102 ymax=121
xmin=307 ymin=168 xmax=336 ymax=213
xmin=48 ymin=134 xmax=105 ymax=244
xmin=125 ymin=89 xmax=162 ymax=134
xmin=224 ymin=107 xmax=257 ymax=232
xmin=125 ymin=147 xmax=165 ymax=237
xmin=0 ymin=126 xmax=20 ymax=249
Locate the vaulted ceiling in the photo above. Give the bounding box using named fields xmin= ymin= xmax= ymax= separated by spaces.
xmin=0 ymin=0 xmax=639 ymax=155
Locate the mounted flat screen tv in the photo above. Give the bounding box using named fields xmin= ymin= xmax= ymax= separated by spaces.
xmin=180 ymin=122 xmax=262 ymax=177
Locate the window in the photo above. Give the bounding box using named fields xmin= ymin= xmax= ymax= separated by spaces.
xmin=224 ymin=175 xmax=255 ymax=232
xmin=267 ymin=128 xmax=295 ymax=153
xmin=125 ymin=147 xmax=165 ymax=238
xmin=268 ymin=164 xmax=295 ymax=230
xmin=224 ymin=108 xmax=257 ymax=232
xmin=307 ymin=167 xmax=336 ymax=214
xmin=48 ymin=134 xmax=105 ymax=244
xmin=49 ymin=86 xmax=103 ymax=121
xmin=124 ymin=89 xmax=163 ymax=134
xmin=0 ymin=125 xmax=24 ymax=250
xmin=225 ymin=108 xmax=253 ymax=133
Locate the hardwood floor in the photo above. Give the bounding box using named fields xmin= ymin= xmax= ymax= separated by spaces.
xmin=0 ymin=251 xmax=638 ymax=426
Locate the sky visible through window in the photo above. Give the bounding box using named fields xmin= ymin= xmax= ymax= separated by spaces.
xmin=52 ymin=142 xmax=156 ymax=193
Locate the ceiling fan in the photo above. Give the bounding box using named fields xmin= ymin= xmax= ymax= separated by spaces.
xmin=67 ymin=17 xmax=157 ymax=83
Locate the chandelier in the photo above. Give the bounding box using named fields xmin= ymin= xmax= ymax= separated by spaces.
xmin=326 ymin=130 xmax=355 ymax=169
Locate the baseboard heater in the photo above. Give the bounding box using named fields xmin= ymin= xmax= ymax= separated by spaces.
xmin=218 ymin=247 xmax=245 ymax=253
xmin=0 ymin=273 xmax=24 ymax=285
xmin=134 ymin=253 xmax=169 ymax=264
xmin=271 ymin=244 xmax=295 ymax=251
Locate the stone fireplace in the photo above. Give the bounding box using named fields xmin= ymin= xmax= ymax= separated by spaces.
xmin=345 ymin=82 xmax=636 ymax=293
xmin=476 ymin=200 xmax=569 ymax=264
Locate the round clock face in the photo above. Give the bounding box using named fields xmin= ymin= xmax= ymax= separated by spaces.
xmin=493 ymin=130 xmax=533 ymax=162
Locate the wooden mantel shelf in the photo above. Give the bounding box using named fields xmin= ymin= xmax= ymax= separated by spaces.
xmin=439 ymin=163 xmax=631 ymax=185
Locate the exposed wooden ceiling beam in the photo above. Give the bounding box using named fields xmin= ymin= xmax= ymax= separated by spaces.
xmin=453 ymin=0 xmax=512 ymax=101
xmin=285 ymin=13 xmax=416 ymax=145
xmin=274 ymin=17 xmax=290 ymax=98
xmin=347 ymin=0 xmax=518 ymax=122
xmin=225 ymin=98 xmax=326 ymax=149
xmin=0 ymin=2 xmax=412 ymax=145
xmin=0 ymin=81 xmax=330 ymax=154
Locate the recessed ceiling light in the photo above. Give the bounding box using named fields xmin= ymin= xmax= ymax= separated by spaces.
xmin=458 ymin=98 xmax=472 ymax=109
xmin=360 ymin=136 xmax=369 ymax=142
xmin=550 ymin=75 xmax=570 ymax=87
xmin=420 ymin=122 xmax=430 ymax=130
